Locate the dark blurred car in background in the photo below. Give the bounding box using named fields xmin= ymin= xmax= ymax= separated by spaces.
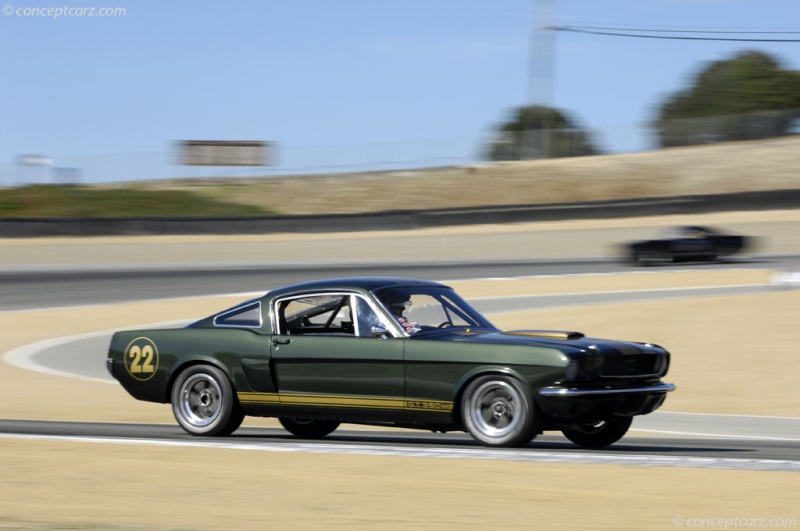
xmin=625 ymin=226 xmax=749 ymax=265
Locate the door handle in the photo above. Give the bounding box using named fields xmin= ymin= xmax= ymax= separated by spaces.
xmin=271 ymin=338 xmax=291 ymax=346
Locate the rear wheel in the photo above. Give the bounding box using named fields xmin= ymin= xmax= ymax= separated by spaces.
xmin=561 ymin=416 xmax=632 ymax=448
xmin=171 ymin=365 xmax=244 ymax=436
xmin=279 ymin=417 xmax=340 ymax=439
xmin=460 ymin=375 xmax=539 ymax=447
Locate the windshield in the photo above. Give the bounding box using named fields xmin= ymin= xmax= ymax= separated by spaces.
xmin=373 ymin=286 xmax=497 ymax=335
xmin=658 ymin=226 xmax=714 ymax=239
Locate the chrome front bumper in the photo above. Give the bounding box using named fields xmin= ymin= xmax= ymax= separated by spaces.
xmin=538 ymin=382 xmax=676 ymax=397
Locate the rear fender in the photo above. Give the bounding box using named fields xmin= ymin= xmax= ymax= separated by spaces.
xmin=165 ymin=357 xmax=234 ymax=403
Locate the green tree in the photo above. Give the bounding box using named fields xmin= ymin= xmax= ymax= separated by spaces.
xmin=485 ymin=105 xmax=599 ymax=160
xmin=655 ymin=51 xmax=800 ymax=147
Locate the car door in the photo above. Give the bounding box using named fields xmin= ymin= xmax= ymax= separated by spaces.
xmin=672 ymin=228 xmax=713 ymax=259
xmin=270 ymin=292 xmax=406 ymax=415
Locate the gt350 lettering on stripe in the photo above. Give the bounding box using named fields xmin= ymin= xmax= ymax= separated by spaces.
xmin=405 ymin=400 xmax=453 ymax=412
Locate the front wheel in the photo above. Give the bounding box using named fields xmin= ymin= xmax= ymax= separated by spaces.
xmin=171 ymin=365 xmax=244 ymax=436
xmin=460 ymin=375 xmax=539 ymax=447
xmin=279 ymin=417 xmax=340 ymax=439
xmin=561 ymin=416 xmax=633 ymax=448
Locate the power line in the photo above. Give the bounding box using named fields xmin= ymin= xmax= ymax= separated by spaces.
xmin=550 ymin=26 xmax=800 ymax=42
xmin=563 ymin=25 xmax=800 ymax=35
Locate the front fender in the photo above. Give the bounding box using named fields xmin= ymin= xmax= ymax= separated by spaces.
xmin=452 ymin=365 xmax=527 ymax=400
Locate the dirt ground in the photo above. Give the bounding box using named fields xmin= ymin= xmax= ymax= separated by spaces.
xmin=0 ymin=438 xmax=797 ymax=531
xmin=1 ymin=272 xmax=799 ymax=529
xmin=1 ymin=210 xmax=798 ymax=530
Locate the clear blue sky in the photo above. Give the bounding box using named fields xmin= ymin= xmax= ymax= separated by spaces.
xmin=2 ymin=0 xmax=799 ymax=180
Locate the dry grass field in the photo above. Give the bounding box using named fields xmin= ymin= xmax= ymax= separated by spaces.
xmin=111 ymin=136 xmax=800 ymax=215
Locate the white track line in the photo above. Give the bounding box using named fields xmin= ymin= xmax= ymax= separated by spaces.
xmin=630 ymin=429 xmax=800 ymax=442
xmin=0 ymin=433 xmax=797 ymax=472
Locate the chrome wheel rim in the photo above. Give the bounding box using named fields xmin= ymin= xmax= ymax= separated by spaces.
xmin=467 ymin=381 xmax=523 ymax=439
xmin=178 ymin=374 xmax=223 ymax=428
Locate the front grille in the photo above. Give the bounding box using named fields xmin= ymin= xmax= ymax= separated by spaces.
xmin=601 ymin=355 xmax=661 ymax=377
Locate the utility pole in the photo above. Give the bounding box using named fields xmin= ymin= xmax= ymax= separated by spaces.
xmin=527 ymin=0 xmax=557 ymax=159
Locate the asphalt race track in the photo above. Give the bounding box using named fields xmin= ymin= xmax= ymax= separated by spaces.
xmin=2 ymin=254 xmax=799 ymax=472
xmin=2 ymin=254 xmax=799 ymax=312
xmin=0 ymin=421 xmax=798 ymax=472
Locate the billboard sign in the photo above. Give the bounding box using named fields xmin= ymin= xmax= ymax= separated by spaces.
xmin=178 ymin=140 xmax=273 ymax=167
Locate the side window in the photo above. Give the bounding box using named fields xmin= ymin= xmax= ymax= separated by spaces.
xmin=277 ymin=295 xmax=354 ymax=336
xmin=214 ymin=301 xmax=262 ymax=328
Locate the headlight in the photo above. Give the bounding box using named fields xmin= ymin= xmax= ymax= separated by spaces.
xmin=655 ymin=354 xmax=670 ymax=376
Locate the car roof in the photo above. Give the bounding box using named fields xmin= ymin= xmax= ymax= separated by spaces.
xmin=683 ymin=225 xmax=711 ymax=231
xmin=656 ymin=225 xmax=713 ymax=237
xmin=266 ymin=277 xmax=449 ymax=298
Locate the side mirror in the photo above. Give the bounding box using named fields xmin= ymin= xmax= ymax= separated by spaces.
xmin=370 ymin=326 xmax=390 ymax=338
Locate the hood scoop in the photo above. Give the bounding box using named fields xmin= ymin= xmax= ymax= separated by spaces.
xmin=504 ymin=329 xmax=585 ymax=340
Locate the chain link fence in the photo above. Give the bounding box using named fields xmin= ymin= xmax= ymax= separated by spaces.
xmin=0 ymin=137 xmax=486 ymax=186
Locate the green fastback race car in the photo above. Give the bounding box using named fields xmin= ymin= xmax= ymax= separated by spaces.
xmin=107 ymin=277 xmax=675 ymax=448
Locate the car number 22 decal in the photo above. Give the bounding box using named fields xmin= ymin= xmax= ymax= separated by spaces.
xmin=123 ymin=337 xmax=160 ymax=381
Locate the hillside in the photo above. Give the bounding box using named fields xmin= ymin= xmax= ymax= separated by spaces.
xmin=100 ymin=136 xmax=800 ymax=216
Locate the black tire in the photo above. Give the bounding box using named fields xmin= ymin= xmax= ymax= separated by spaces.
xmin=460 ymin=375 xmax=539 ymax=447
xmin=279 ymin=417 xmax=340 ymax=439
xmin=561 ymin=416 xmax=633 ymax=448
xmin=171 ymin=365 xmax=245 ymax=436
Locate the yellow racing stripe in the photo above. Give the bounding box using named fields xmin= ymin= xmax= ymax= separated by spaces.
xmin=237 ymin=392 xmax=452 ymax=412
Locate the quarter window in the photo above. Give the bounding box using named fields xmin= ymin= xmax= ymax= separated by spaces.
xmin=213 ymin=301 xmax=262 ymax=328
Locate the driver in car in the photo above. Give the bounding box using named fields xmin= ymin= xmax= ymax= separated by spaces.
xmin=382 ymin=291 xmax=421 ymax=334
